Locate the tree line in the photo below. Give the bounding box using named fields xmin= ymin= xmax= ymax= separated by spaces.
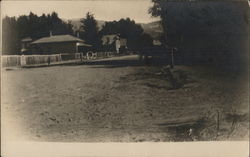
xmin=2 ymin=12 xmax=74 ymax=55
xmin=2 ymin=12 xmax=154 ymax=55
xmin=99 ymin=17 xmax=153 ymax=50
xmin=77 ymin=12 xmax=154 ymax=51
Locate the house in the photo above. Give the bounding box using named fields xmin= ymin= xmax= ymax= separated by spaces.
xmin=153 ymin=40 xmax=162 ymax=46
xmin=102 ymin=34 xmax=118 ymax=45
xmin=31 ymin=34 xmax=91 ymax=54
xmin=101 ymin=34 xmax=127 ymax=53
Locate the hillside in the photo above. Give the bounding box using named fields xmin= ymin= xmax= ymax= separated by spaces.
xmin=66 ymin=18 xmax=106 ymax=31
xmin=140 ymin=21 xmax=163 ymax=39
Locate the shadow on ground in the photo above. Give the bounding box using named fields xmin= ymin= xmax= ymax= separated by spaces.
xmin=75 ymin=58 xmax=168 ymax=68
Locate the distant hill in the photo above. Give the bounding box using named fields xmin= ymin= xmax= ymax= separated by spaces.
xmin=66 ymin=18 xmax=164 ymax=39
xmin=66 ymin=18 xmax=106 ymax=31
xmin=140 ymin=21 xmax=163 ymax=39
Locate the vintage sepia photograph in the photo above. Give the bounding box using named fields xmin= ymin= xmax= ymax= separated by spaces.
xmin=1 ymin=0 xmax=249 ymax=156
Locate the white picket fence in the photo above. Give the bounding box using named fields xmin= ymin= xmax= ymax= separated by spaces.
xmin=1 ymin=54 xmax=62 ymax=67
xmin=1 ymin=55 xmax=21 ymax=67
xmin=1 ymin=52 xmax=117 ymax=67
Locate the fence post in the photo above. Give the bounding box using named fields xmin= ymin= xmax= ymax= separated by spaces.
xmin=48 ymin=55 xmax=50 ymax=66
xmin=20 ymin=54 xmax=26 ymax=66
xmin=170 ymin=48 xmax=174 ymax=69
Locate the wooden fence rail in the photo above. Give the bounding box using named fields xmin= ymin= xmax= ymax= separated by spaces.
xmin=1 ymin=51 xmax=117 ymax=67
xmin=1 ymin=54 xmax=62 ymax=67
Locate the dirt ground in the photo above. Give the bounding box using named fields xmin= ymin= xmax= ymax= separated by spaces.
xmin=1 ymin=55 xmax=249 ymax=142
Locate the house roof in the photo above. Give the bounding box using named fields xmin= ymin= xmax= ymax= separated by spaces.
xmin=102 ymin=34 xmax=118 ymax=39
xmin=31 ymin=35 xmax=85 ymax=44
xmin=76 ymin=42 xmax=92 ymax=47
xmin=21 ymin=37 xmax=32 ymax=42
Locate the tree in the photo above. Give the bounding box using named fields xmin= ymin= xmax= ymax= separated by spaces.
xmin=2 ymin=16 xmax=19 ymax=55
xmin=149 ymin=0 xmax=168 ymax=46
xmin=80 ymin=12 xmax=101 ymax=49
xmin=49 ymin=12 xmax=73 ymax=36
xmin=100 ymin=18 xmax=153 ymax=50
xmin=139 ymin=33 xmax=154 ymax=48
xmin=2 ymin=12 xmax=74 ymax=55
xmin=149 ymin=0 xmax=249 ymax=65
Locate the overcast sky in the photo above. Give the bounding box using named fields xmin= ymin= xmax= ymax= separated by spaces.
xmin=1 ymin=0 xmax=160 ymax=23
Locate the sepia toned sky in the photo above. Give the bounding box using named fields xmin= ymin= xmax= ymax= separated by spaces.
xmin=1 ymin=0 xmax=160 ymax=23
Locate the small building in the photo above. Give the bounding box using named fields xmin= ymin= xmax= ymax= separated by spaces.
xmin=21 ymin=37 xmax=33 ymax=54
xmin=101 ymin=34 xmax=127 ymax=53
xmin=31 ymin=34 xmax=91 ymax=54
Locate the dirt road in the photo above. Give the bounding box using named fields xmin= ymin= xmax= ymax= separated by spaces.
xmin=2 ymin=55 xmax=248 ymax=142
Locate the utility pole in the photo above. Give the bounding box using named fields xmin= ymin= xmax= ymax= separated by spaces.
xmin=170 ymin=47 xmax=178 ymax=69
xmin=170 ymin=48 xmax=174 ymax=69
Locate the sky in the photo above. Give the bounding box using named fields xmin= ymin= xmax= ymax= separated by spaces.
xmin=1 ymin=0 xmax=160 ymax=23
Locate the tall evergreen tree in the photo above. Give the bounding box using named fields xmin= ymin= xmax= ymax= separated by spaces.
xmin=80 ymin=12 xmax=101 ymax=49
